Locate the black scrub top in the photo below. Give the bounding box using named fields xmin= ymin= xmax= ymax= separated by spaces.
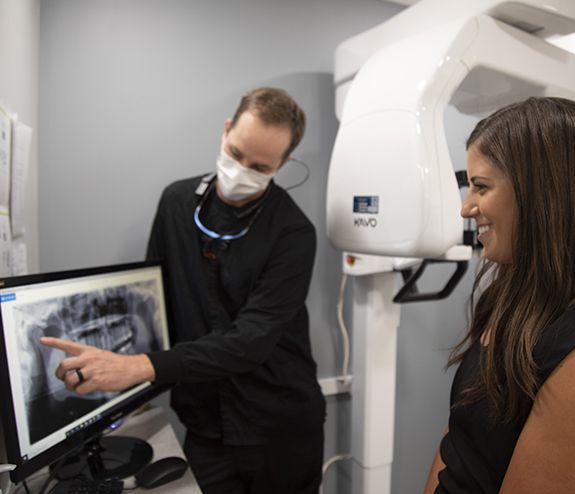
xmin=146 ymin=175 xmax=326 ymax=445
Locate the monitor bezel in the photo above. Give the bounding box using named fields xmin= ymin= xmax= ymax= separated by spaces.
xmin=0 ymin=260 xmax=173 ymax=483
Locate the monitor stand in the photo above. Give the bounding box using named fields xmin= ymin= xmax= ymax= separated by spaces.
xmin=52 ymin=436 xmax=153 ymax=481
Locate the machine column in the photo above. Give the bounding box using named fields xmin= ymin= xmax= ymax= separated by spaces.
xmin=350 ymin=271 xmax=400 ymax=494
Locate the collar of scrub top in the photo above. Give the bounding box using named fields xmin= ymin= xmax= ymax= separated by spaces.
xmin=193 ymin=172 xmax=268 ymax=241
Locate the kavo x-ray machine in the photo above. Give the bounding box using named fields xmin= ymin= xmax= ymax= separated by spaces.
xmin=326 ymin=0 xmax=575 ymax=492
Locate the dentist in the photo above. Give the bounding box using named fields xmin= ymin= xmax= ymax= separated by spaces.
xmin=42 ymin=87 xmax=326 ymax=494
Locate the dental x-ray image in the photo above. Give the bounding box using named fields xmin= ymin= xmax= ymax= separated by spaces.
xmin=13 ymin=280 xmax=164 ymax=446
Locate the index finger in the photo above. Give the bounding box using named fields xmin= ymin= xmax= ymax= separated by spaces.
xmin=40 ymin=337 xmax=88 ymax=356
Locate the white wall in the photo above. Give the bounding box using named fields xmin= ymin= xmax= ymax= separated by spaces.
xmin=38 ymin=2 xmax=478 ymax=493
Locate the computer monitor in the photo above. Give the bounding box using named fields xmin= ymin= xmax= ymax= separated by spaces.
xmin=0 ymin=261 xmax=172 ymax=483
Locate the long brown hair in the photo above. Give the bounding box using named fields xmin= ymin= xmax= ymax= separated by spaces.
xmin=449 ymin=97 xmax=575 ymax=422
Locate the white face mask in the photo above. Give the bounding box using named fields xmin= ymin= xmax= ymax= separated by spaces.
xmin=216 ymin=149 xmax=275 ymax=202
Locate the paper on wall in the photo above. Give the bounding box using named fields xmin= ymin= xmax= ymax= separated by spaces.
xmin=0 ymin=215 xmax=12 ymax=277
xmin=0 ymin=105 xmax=11 ymax=214
xmin=10 ymin=241 xmax=27 ymax=276
xmin=10 ymin=121 xmax=32 ymax=238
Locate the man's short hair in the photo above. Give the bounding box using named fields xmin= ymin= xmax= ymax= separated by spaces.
xmin=231 ymin=87 xmax=306 ymax=160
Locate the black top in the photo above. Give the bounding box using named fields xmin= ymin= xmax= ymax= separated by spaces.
xmin=437 ymin=307 xmax=575 ymax=493
xmin=145 ymin=176 xmax=326 ymax=445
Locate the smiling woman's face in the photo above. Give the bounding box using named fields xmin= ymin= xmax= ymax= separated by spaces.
xmin=461 ymin=144 xmax=517 ymax=264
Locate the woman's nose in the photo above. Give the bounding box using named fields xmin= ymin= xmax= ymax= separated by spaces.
xmin=460 ymin=195 xmax=478 ymax=218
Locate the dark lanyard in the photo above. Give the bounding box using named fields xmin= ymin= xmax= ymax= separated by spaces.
xmin=194 ymin=173 xmax=265 ymax=242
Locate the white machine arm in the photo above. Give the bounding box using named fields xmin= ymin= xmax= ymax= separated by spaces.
xmin=334 ymin=0 xmax=575 ymax=118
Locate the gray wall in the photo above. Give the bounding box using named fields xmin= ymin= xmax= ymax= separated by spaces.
xmin=38 ymin=1 xmax=478 ymax=493
xmin=0 ymin=0 xmax=39 ymax=274
xmin=0 ymin=1 xmax=39 ymax=492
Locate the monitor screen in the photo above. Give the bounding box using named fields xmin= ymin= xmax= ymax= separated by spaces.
xmin=0 ymin=261 xmax=171 ymax=483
